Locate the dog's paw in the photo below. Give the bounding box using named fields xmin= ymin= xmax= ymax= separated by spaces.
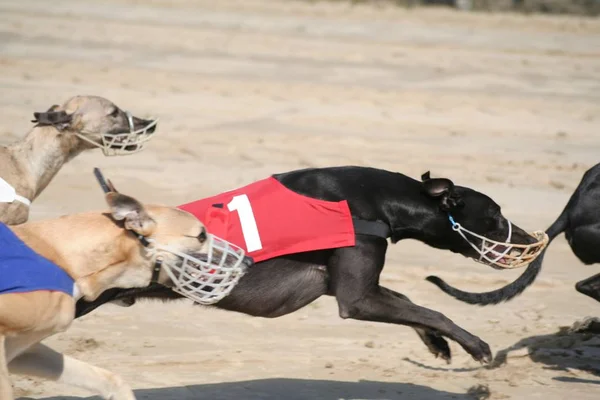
xmin=465 ymin=338 xmax=493 ymax=364
xmin=416 ymin=329 xmax=452 ymax=363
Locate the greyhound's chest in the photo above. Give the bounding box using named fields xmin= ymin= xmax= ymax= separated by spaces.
xmin=179 ymin=177 xmax=356 ymax=262
xmin=0 ymin=223 xmax=75 ymax=296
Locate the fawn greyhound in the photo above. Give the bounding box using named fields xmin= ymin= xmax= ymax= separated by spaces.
xmin=0 ymin=170 xmax=248 ymax=400
xmin=0 ymin=95 xmax=158 ymax=225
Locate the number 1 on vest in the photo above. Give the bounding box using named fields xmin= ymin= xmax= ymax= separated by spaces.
xmin=227 ymin=195 xmax=263 ymax=252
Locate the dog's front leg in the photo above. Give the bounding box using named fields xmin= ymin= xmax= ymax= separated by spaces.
xmin=329 ymin=238 xmax=492 ymax=363
xmin=379 ymin=287 xmax=452 ymax=363
xmin=8 ymin=343 xmax=135 ymax=400
xmin=339 ymin=285 xmax=492 ymax=363
xmin=0 ymin=336 xmax=14 ymax=400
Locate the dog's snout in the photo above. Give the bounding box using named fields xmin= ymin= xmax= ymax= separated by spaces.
xmin=242 ymin=256 xmax=255 ymax=268
xmin=132 ymin=116 xmax=156 ymax=134
xmin=512 ymin=226 xmax=537 ymax=245
xmin=145 ymin=121 xmax=157 ymax=134
xmin=194 ymin=253 xmax=209 ymax=263
xmin=198 ymin=227 xmax=207 ymax=243
xmin=524 ymin=233 xmax=538 ymax=245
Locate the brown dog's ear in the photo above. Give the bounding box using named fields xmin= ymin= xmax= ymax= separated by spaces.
xmin=31 ymin=109 xmax=72 ymax=128
xmin=106 ymin=193 xmax=157 ymax=237
xmin=106 ymin=179 xmax=118 ymax=193
xmin=421 ymin=171 xmax=464 ymax=212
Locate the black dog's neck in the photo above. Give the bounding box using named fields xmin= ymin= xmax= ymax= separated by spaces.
xmin=273 ymin=166 xmax=448 ymax=245
xmin=380 ymin=178 xmax=449 ymax=244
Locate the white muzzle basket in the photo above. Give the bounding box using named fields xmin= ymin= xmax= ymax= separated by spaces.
xmin=77 ymin=111 xmax=158 ymax=156
xmin=147 ymin=235 xmax=248 ymax=305
xmin=449 ymin=215 xmax=548 ymax=269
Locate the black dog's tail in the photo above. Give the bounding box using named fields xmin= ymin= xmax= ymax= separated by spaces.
xmin=425 ymin=203 xmax=570 ymax=306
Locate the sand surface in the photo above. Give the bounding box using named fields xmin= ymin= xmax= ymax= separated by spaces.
xmin=1 ymin=0 xmax=599 ymax=398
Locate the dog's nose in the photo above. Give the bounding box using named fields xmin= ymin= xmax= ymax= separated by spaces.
xmin=517 ymin=230 xmax=538 ymax=245
xmin=198 ymin=227 xmax=207 ymax=242
xmin=131 ymin=116 xmax=157 ymax=134
xmin=242 ymin=256 xmax=255 ymax=268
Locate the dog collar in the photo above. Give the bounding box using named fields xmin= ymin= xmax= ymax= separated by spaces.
xmin=0 ymin=177 xmax=31 ymax=207
xmin=72 ymin=282 xmax=82 ymax=300
xmin=132 ymin=233 xmax=163 ymax=284
xmin=13 ymin=193 xmax=31 ymax=207
xmin=353 ymin=218 xmax=391 ymax=238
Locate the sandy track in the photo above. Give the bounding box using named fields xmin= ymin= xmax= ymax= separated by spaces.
xmin=1 ymin=0 xmax=599 ymax=399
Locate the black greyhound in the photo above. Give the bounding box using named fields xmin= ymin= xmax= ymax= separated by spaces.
xmin=75 ymin=166 xmax=541 ymax=363
xmin=427 ymin=162 xmax=600 ymax=305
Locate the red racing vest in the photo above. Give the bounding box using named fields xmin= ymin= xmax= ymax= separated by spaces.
xmin=178 ymin=177 xmax=356 ymax=262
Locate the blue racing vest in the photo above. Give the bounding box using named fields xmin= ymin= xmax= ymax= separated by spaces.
xmin=0 ymin=223 xmax=74 ymax=296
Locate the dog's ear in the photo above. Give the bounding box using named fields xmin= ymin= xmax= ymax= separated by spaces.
xmin=421 ymin=170 xmax=454 ymax=197
xmin=106 ymin=193 xmax=157 ymax=237
xmin=421 ymin=171 xmax=464 ymax=212
xmin=31 ymin=107 xmax=72 ymax=129
xmin=106 ymin=179 xmax=118 ymax=193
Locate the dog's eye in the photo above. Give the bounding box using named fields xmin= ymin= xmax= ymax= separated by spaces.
xmin=198 ymin=228 xmax=207 ymax=243
xmin=109 ymin=108 xmax=119 ymax=117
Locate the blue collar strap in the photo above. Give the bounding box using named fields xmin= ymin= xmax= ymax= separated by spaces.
xmin=448 ymin=214 xmax=457 ymax=226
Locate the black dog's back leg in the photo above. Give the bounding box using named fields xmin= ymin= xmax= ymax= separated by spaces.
xmin=215 ymin=256 xmax=329 ymax=318
xmin=567 ymin=224 xmax=600 ymax=265
xmin=329 ymin=236 xmax=492 ymax=363
xmin=380 ymin=287 xmax=451 ymax=362
xmin=575 ymin=273 xmax=600 ymax=303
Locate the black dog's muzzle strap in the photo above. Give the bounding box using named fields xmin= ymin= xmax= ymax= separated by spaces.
xmin=353 ymin=218 xmax=391 ymax=239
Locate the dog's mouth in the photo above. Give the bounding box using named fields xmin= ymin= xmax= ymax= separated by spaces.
xmin=148 ymin=235 xmax=249 ymax=305
xmin=185 ymin=254 xmax=215 ymax=284
xmin=449 ymin=215 xmax=548 ymax=269
xmin=76 ymin=113 xmax=159 ymax=156
xmin=182 ymin=252 xmax=254 ymax=285
xmin=105 ymin=131 xmax=151 ymax=152
xmin=470 ymin=232 xmax=548 ymax=270
xmin=481 ymin=245 xmax=523 ymax=270
xmin=108 ymin=119 xmax=157 ymax=139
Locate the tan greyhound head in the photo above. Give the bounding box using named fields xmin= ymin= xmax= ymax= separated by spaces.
xmin=0 ymin=178 xmax=247 ymax=400
xmin=0 ymin=95 xmax=158 ymax=225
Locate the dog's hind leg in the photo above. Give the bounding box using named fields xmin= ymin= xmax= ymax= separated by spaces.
xmin=575 ymin=273 xmax=600 ymax=303
xmin=329 ymin=236 xmax=492 ymax=363
xmin=216 ymin=256 xmax=330 ymax=318
xmin=8 ymin=343 xmax=135 ymax=400
xmin=566 ymin=224 xmax=600 ymax=265
xmin=0 ymin=335 xmax=14 ymax=400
